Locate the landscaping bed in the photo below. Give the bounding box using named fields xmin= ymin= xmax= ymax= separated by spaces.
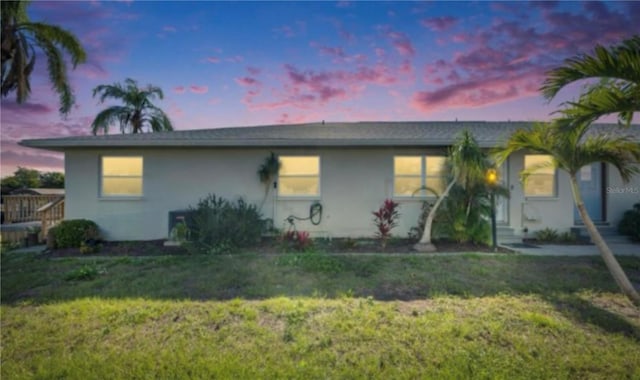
xmin=43 ymin=237 xmax=513 ymax=257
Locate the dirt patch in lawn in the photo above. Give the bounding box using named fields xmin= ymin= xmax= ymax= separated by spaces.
xmin=43 ymin=238 xmax=513 ymax=258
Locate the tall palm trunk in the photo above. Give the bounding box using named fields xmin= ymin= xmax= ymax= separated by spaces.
xmin=570 ymin=175 xmax=640 ymax=306
xmin=414 ymin=180 xmax=456 ymax=252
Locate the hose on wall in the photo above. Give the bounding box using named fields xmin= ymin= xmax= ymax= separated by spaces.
xmin=285 ymin=202 xmax=323 ymax=229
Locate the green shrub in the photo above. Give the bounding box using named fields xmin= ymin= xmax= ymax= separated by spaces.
xmin=433 ymin=184 xmax=491 ymax=245
xmin=535 ymin=227 xmax=559 ymax=242
xmin=51 ymin=219 xmax=101 ymax=248
xmin=557 ymin=231 xmax=577 ymax=243
xmin=187 ymin=194 xmax=264 ymax=254
xmin=618 ymin=203 xmax=640 ymax=242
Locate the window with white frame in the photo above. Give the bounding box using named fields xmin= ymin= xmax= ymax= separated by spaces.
xmin=523 ymin=154 xmax=556 ymax=197
xmin=278 ymin=156 xmax=320 ymax=196
xmin=101 ymin=156 xmax=143 ymax=197
xmin=394 ymin=156 xmax=446 ymax=197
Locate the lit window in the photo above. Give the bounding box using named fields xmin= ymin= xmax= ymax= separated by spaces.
xmin=394 ymin=156 xmax=446 ymax=196
xmin=101 ymin=156 xmax=143 ymax=196
xmin=278 ymin=156 xmax=320 ymax=196
xmin=524 ymin=155 xmax=555 ymax=197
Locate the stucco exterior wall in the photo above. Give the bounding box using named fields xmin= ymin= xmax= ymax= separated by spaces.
xmin=65 ymin=147 xmax=434 ymax=241
xmin=64 ymin=148 xmax=640 ymax=241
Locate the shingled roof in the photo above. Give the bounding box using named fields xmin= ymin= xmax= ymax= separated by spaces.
xmin=20 ymin=121 xmax=639 ymax=151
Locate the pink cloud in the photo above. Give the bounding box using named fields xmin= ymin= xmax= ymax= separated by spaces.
xmin=235 ymin=77 xmax=259 ymax=86
xmin=379 ymin=26 xmax=415 ymax=57
xmin=412 ymin=72 xmax=542 ymax=112
xmin=247 ymin=67 xmax=261 ymax=75
xmin=239 ymin=61 xmax=409 ymax=112
xmin=163 ymin=25 xmax=177 ymax=32
xmin=421 ymin=16 xmax=458 ymax=31
xmin=174 ymin=86 xmax=186 ymax=94
xmin=206 ymin=57 xmax=220 ymax=63
xmin=189 ymin=85 xmax=208 ymax=94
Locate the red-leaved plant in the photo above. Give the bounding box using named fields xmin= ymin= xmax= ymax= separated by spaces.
xmin=372 ymin=199 xmax=400 ymax=250
xmin=281 ymin=230 xmax=313 ymax=252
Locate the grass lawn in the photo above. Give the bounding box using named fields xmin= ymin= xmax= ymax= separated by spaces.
xmin=2 ymin=250 xmax=639 ymax=379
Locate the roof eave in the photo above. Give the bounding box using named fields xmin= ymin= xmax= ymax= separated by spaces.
xmin=20 ymin=138 xmax=503 ymax=150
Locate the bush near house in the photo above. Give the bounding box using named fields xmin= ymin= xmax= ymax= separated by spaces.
xmin=49 ymin=219 xmax=100 ymax=248
xmin=186 ymin=194 xmax=264 ymax=254
xmin=618 ymin=203 xmax=640 ymax=242
xmin=433 ymin=184 xmax=491 ymax=245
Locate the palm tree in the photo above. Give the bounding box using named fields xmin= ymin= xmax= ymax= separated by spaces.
xmin=1 ymin=0 xmax=86 ymax=115
xmin=540 ymin=35 xmax=640 ymax=127
xmin=495 ymin=122 xmax=640 ymax=305
xmin=91 ymin=78 xmax=174 ymax=135
xmin=414 ymin=130 xmax=491 ymax=252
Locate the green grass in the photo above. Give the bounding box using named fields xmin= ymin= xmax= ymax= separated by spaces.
xmin=2 ymin=251 xmax=640 ymax=379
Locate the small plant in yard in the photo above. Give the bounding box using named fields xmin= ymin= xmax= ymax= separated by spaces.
xmin=280 ymin=230 xmax=313 ymax=252
xmin=618 ymin=203 xmax=640 ymax=242
xmin=535 ymin=227 xmax=559 ymax=243
xmin=372 ymin=199 xmax=400 ymax=250
xmin=64 ymin=265 xmax=104 ymax=281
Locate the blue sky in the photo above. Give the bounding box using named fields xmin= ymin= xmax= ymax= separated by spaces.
xmin=1 ymin=1 xmax=639 ymax=175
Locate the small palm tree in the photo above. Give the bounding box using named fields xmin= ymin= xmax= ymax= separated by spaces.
xmin=414 ymin=130 xmax=491 ymax=252
xmin=540 ymin=35 xmax=640 ymax=127
xmin=91 ymin=78 xmax=174 ymax=135
xmin=495 ymin=122 xmax=640 ymax=305
xmin=1 ymin=0 xmax=86 ymax=115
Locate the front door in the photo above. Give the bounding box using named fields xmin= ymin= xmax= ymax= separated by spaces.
xmin=574 ymin=163 xmax=604 ymax=223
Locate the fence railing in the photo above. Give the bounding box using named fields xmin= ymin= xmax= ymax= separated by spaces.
xmin=2 ymin=194 xmax=64 ymax=224
xmin=38 ymin=198 xmax=65 ymax=239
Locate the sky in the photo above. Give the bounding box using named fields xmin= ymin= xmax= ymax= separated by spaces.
xmin=1 ymin=0 xmax=639 ymax=176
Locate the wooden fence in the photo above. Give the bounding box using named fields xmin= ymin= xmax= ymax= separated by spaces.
xmin=2 ymin=194 xmax=64 ymax=223
xmin=39 ymin=198 xmax=65 ymax=239
xmin=1 ymin=195 xmax=65 ymax=246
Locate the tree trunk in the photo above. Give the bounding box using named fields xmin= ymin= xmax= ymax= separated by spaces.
xmin=414 ymin=180 xmax=456 ymax=252
xmin=570 ymin=175 xmax=640 ymax=306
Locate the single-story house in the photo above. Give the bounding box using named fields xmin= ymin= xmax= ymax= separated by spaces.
xmin=20 ymin=121 xmax=640 ymax=242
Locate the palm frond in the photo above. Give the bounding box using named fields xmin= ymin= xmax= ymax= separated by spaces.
xmin=22 ymin=22 xmax=86 ymax=67
xmin=91 ymin=106 xmax=132 ymax=135
xmin=520 ymin=160 xmax=557 ymax=185
xmin=541 ymin=35 xmax=640 ymax=100
xmin=554 ymin=82 xmax=640 ymax=127
xmin=574 ymin=135 xmax=640 ymax=182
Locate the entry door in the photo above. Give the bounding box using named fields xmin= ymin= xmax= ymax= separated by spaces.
xmin=495 ymin=161 xmax=508 ymax=224
xmin=574 ymin=163 xmax=603 ymax=223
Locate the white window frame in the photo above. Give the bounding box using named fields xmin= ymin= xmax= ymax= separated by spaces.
xmin=277 ymin=155 xmax=321 ymax=198
xmin=100 ymin=155 xmax=144 ymax=198
xmin=393 ymin=155 xmax=446 ymax=198
xmin=523 ymin=154 xmax=557 ymax=198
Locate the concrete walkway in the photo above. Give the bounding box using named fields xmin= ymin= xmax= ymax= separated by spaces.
xmin=501 ymin=242 xmax=639 ymax=256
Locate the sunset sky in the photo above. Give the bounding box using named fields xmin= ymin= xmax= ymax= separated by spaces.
xmin=1 ymin=1 xmax=639 ymax=176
